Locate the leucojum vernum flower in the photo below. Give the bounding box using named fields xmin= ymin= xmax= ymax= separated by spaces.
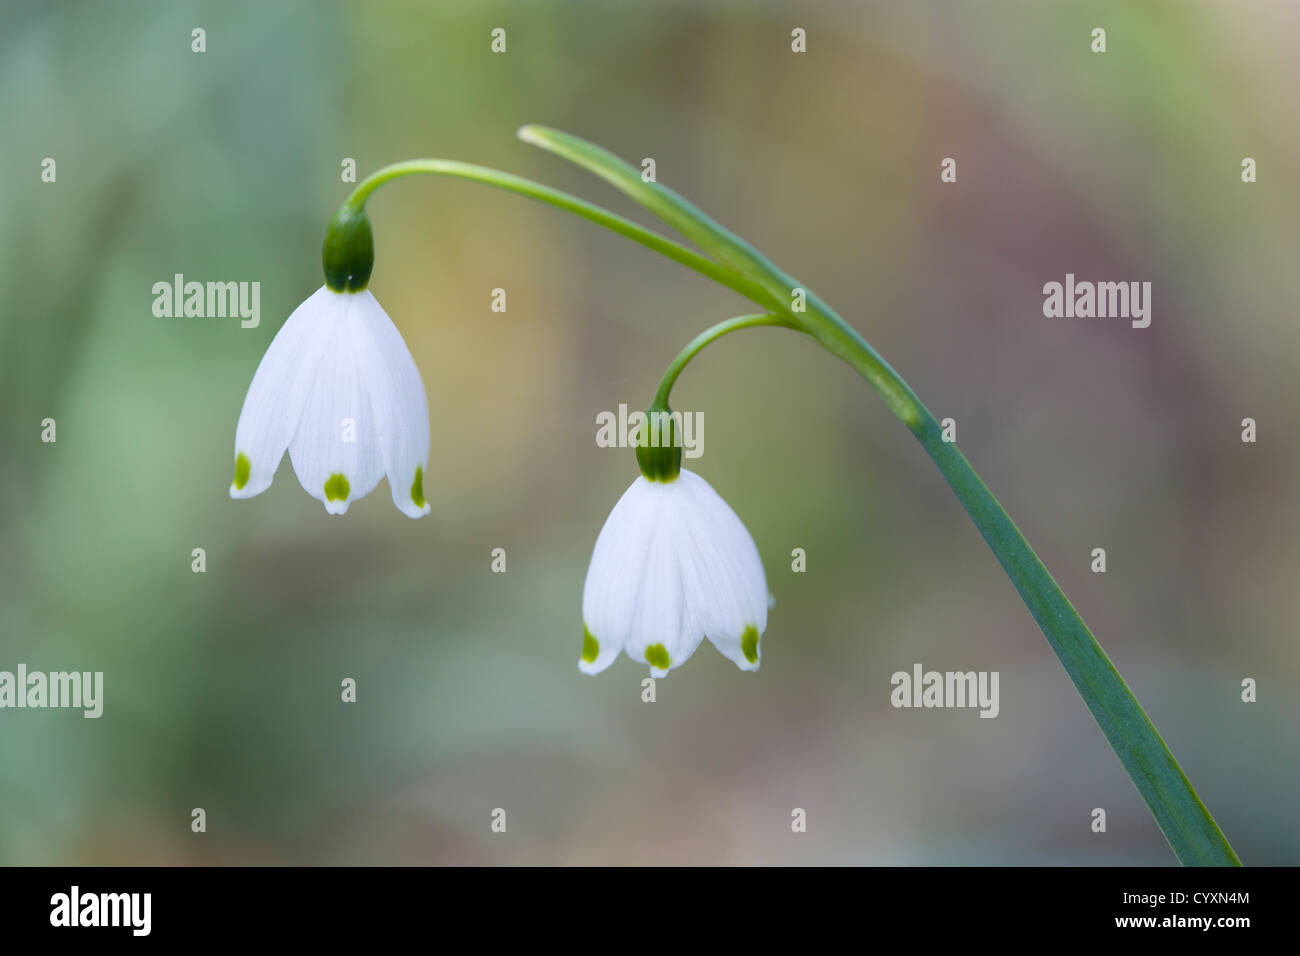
xmin=580 ymin=410 xmax=770 ymax=677
xmin=229 ymin=206 xmax=430 ymax=517
xmin=227 ymin=127 xmax=1239 ymax=866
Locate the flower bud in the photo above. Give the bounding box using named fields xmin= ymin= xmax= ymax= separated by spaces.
xmin=634 ymin=401 xmax=683 ymax=482
xmin=321 ymin=205 xmax=374 ymax=292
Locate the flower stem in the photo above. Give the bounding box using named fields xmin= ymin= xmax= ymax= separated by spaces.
xmin=905 ymin=408 xmax=1241 ymax=865
xmin=516 ymin=125 xmax=1240 ymax=866
xmin=338 ymin=132 xmax=1240 ymax=865
xmin=338 ymin=160 xmax=780 ymax=309
xmin=652 ymin=313 xmax=800 ymax=407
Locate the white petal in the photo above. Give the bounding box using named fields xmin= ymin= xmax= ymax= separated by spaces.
xmin=580 ymin=477 xmax=711 ymax=676
xmin=349 ymin=291 xmax=431 ymax=518
xmin=579 ymin=477 xmax=657 ymax=674
xmin=621 ymin=484 xmax=705 ymax=677
xmin=229 ymin=286 xmax=334 ymax=499
xmin=674 ymin=469 xmax=769 ymax=671
xmin=287 ymin=293 xmax=386 ymax=515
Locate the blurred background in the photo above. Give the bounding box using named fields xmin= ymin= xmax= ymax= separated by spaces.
xmin=1 ymin=0 xmax=1296 ymax=865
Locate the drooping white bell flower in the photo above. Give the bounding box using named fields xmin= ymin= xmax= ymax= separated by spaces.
xmin=229 ymin=285 xmax=431 ymax=518
xmin=580 ymin=467 xmax=769 ymax=677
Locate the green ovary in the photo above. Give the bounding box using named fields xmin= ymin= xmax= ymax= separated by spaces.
xmin=411 ymin=466 xmax=426 ymax=509
xmin=324 ymin=473 xmax=350 ymax=501
xmin=581 ymin=627 xmax=599 ymax=663
xmin=741 ymin=626 xmax=760 ymax=664
xmin=233 ymin=452 xmax=251 ymax=490
xmin=644 ymin=644 xmax=671 ymax=670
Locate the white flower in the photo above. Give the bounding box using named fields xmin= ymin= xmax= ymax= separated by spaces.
xmin=229 ymin=285 xmax=431 ymax=518
xmin=580 ymin=468 xmax=769 ymax=677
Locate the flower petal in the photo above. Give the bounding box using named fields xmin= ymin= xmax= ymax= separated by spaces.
xmin=287 ymin=293 xmax=386 ymax=515
xmin=229 ymin=286 xmax=334 ymax=499
xmin=580 ymin=477 xmax=659 ymax=674
xmin=674 ymin=469 xmax=769 ymax=671
xmin=350 ymin=291 xmax=431 ymax=518
xmin=621 ymin=488 xmax=705 ymax=677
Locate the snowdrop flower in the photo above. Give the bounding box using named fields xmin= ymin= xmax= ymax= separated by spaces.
xmin=229 ymin=207 xmax=430 ymax=517
xmin=580 ymin=408 xmax=769 ymax=677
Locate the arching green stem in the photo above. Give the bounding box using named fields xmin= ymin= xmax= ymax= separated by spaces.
xmin=329 ymin=160 xmax=780 ymax=309
xmin=652 ymin=312 xmax=802 ymax=407
xmin=519 ymin=126 xmax=921 ymax=424
xmin=516 ymin=125 xmax=1240 ymax=866
xmin=330 ymin=132 xmax=1239 ymax=866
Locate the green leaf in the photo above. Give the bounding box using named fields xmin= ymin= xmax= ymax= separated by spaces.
xmin=518 ymin=125 xmax=789 ymax=310
xmin=517 ymin=124 xmax=920 ymax=424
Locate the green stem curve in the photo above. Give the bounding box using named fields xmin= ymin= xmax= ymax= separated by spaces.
xmin=336 ymin=160 xmax=781 ymax=310
xmin=652 ymin=312 xmax=801 ymax=407
xmin=334 ymin=132 xmax=1240 ymax=866
xmin=517 ymin=126 xmax=1240 ymax=866
xmin=654 ymin=316 xmax=1236 ymax=864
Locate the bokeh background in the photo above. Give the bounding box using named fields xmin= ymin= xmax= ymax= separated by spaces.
xmin=1 ymin=0 xmax=1296 ymax=865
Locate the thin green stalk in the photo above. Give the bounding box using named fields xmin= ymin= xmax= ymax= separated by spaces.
xmin=652 ymin=312 xmax=801 ymax=407
xmin=518 ymin=126 xmax=1239 ymax=865
xmin=909 ymin=411 xmax=1239 ymax=865
xmin=517 ymin=126 xmax=920 ymax=424
xmin=336 ymin=132 xmax=1238 ymax=865
xmin=340 ymin=160 xmax=781 ymax=311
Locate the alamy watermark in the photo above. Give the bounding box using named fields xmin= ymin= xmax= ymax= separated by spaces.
xmin=50 ymin=886 xmax=150 ymax=936
xmin=152 ymin=273 xmax=260 ymax=328
xmin=0 ymin=665 xmax=103 ymax=718
xmin=1042 ymin=273 xmax=1151 ymax=328
xmin=596 ymin=403 xmax=704 ymax=459
xmin=891 ymin=663 xmax=999 ymax=718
